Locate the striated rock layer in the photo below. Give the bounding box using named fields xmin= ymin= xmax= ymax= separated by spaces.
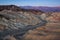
xmin=0 ymin=5 xmax=60 ymax=40
xmin=0 ymin=5 xmax=46 ymax=40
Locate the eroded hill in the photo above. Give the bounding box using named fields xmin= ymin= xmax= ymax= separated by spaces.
xmin=0 ymin=5 xmax=60 ymax=40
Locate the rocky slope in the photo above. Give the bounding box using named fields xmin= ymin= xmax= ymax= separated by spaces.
xmin=0 ymin=5 xmax=60 ymax=40
xmin=23 ymin=12 xmax=60 ymax=40
xmin=46 ymin=12 xmax=60 ymax=22
xmin=0 ymin=5 xmax=46 ymax=40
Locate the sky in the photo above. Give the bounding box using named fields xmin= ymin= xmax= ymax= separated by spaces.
xmin=0 ymin=0 xmax=60 ymax=7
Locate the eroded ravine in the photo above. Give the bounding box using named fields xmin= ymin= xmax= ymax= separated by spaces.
xmin=0 ymin=11 xmax=47 ymax=40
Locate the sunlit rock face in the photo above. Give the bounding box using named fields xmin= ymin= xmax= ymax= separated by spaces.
xmin=1 ymin=5 xmax=60 ymax=40
xmin=46 ymin=12 xmax=60 ymax=22
xmin=0 ymin=5 xmax=46 ymax=40
xmin=0 ymin=10 xmax=42 ymax=30
xmin=0 ymin=5 xmax=44 ymax=30
xmin=22 ymin=12 xmax=60 ymax=40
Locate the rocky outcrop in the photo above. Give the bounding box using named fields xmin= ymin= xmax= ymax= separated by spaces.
xmin=1 ymin=5 xmax=60 ymax=40
xmin=22 ymin=12 xmax=60 ymax=40
xmin=46 ymin=12 xmax=60 ymax=22
xmin=0 ymin=5 xmax=46 ymax=40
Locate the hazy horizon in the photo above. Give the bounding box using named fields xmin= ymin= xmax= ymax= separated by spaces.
xmin=0 ymin=0 xmax=60 ymax=7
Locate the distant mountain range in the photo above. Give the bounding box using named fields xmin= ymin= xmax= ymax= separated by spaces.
xmin=0 ymin=5 xmax=60 ymax=12
xmin=0 ymin=5 xmax=44 ymax=15
xmin=20 ymin=6 xmax=60 ymax=12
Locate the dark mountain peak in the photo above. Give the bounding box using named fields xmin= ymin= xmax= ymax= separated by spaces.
xmin=0 ymin=5 xmax=21 ymax=11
